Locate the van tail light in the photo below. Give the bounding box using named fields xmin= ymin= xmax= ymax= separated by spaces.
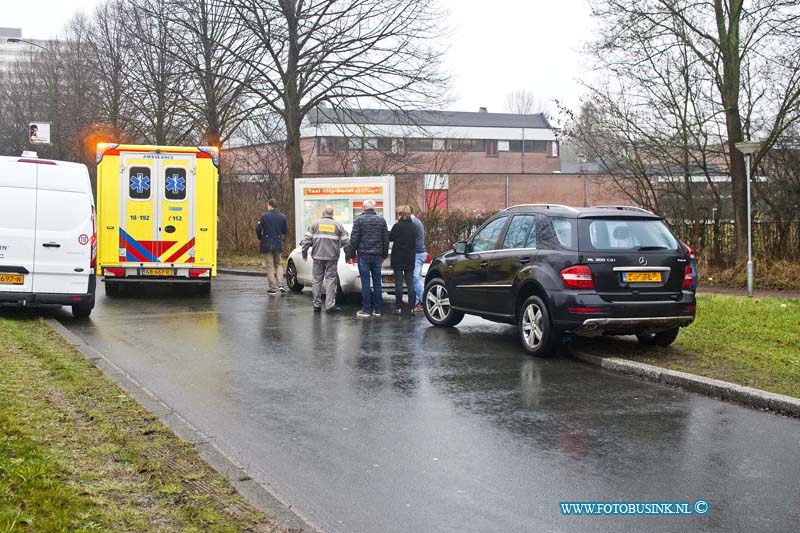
xmin=561 ymin=265 xmax=595 ymax=289
xmin=103 ymin=267 xmax=125 ymax=277
xmin=189 ymin=268 xmax=211 ymax=278
xmin=90 ymin=206 xmax=97 ymax=269
xmin=425 ymin=253 xmax=432 ymax=263
xmin=682 ymin=264 xmax=694 ymax=289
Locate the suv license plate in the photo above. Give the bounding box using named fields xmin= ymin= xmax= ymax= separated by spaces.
xmin=624 ymin=272 xmax=662 ymax=283
xmin=141 ymin=268 xmax=173 ymax=276
xmin=383 ymin=275 xmax=395 ymax=284
xmin=0 ymin=273 xmax=24 ymax=285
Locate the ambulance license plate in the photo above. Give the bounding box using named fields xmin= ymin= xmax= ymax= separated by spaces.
xmin=141 ymin=268 xmax=173 ymax=276
xmin=0 ymin=273 xmax=24 ymax=285
xmin=624 ymin=271 xmax=662 ymax=283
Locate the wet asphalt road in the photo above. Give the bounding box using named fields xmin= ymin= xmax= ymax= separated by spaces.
xmin=54 ymin=274 xmax=800 ymax=532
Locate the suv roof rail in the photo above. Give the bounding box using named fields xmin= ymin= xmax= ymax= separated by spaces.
xmin=592 ymin=205 xmax=656 ymax=215
xmin=504 ymin=203 xmax=580 ymax=213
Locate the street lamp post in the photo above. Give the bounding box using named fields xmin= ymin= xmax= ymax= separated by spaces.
xmin=5 ymin=38 xmax=49 ymax=51
xmin=735 ymin=140 xmax=761 ymax=298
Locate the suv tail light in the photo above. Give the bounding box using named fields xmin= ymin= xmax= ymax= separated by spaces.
xmin=561 ymin=265 xmax=595 ymax=289
xmin=425 ymin=253 xmax=432 ymax=263
xmin=682 ymin=264 xmax=694 ymax=289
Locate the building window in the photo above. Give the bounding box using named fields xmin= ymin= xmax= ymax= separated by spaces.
xmin=317 ymin=137 xmax=331 ymax=155
xmin=524 ymin=140 xmax=546 ymax=153
xmin=465 ymin=139 xmax=484 ymax=152
xmin=377 ymin=137 xmax=392 ymax=151
xmin=392 ymin=138 xmax=405 ymax=155
xmin=485 ymin=139 xmax=498 ymax=157
xmin=432 ymin=138 xmax=445 ymax=151
xmin=547 ymin=141 xmax=559 ymax=158
xmin=317 ymin=137 xmax=348 ymax=155
xmin=498 ymin=140 xmax=510 ymax=152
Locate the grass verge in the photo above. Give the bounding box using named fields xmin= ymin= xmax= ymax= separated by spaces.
xmin=0 ymin=314 xmax=279 ymax=532
xmin=572 ymin=293 xmax=800 ymax=398
xmin=219 ymin=254 xmax=288 ymax=273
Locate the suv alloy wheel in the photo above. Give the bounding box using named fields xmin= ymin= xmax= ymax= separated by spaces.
xmin=424 ymin=278 xmax=464 ymax=327
xmin=518 ymin=295 xmax=557 ymax=357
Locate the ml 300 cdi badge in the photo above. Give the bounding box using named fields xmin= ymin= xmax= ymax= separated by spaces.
xmin=422 ymin=204 xmax=697 ymax=356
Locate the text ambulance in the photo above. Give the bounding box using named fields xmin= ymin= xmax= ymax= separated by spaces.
xmin=95 ymin=144 xmax=218 ymax=295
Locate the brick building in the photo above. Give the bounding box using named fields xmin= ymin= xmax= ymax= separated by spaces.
xmin=225 ymin=106 xmax=626 ymax=212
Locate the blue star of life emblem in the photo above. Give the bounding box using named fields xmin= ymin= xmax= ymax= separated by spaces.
xmin=130 ymin=173 xmax=150 ymax=194
xmin=166 ymin=173 xmax=186 ymax=195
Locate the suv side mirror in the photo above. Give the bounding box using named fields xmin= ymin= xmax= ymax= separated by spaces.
xmin=453 ymin=241 xmax=467 ymax=254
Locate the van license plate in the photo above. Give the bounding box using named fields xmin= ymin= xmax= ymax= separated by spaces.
xmin=0 ymin=274 xmax=24 ymax=285
xmin=624 ymin=272 xmax=662 ymax=283
xmin=141 ymin=268 xmax=173 ymax=276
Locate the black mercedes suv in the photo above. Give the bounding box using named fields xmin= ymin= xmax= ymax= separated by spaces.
xmin=422 ymin=204 xmax=697 ymax=356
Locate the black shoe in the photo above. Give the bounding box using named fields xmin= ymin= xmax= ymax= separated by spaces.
xmin=313 ymin=306 xmax=322 ymax=312
xmin=325 ymin=306 xmax=342 ymax=313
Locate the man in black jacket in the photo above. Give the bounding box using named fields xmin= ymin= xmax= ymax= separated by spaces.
xmin=255 ymin=199 xmax=289 ymax=294
xmin=349 ymin=199 xmax=389 ymax=317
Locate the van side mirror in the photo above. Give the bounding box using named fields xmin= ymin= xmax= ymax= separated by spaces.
xmin=453 ymin=241 xmax=467 ymax=254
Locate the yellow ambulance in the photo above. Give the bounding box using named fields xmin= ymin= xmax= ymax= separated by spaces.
xmin=95 ymin=144 xmax=218 ymax=295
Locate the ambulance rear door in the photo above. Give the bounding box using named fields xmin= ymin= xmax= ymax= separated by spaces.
xmin=119 ymin=152 xmax=196 ymax=270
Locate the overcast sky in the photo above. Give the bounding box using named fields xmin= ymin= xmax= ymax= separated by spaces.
xmin=4 ymin=0 xmax=595 ymax=113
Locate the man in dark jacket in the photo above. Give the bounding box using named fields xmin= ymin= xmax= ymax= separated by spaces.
xmin=389 ymin=205 xmax=417 ymax=315
xmin=255 ymin=199 xmax=289 ymax=294
xmin=349 ymin=199 xmax=389 ymax=317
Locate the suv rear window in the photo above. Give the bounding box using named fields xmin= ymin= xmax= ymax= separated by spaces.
xmin=580 ymin=219 xmax=679 ymax=251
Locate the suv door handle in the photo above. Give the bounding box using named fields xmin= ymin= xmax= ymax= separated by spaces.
xmin=480 ymin=261 xmax=488 ymax=268
xmin=519 ymin=257 xmax=530 ymax=264
xmin=42 ymin=242 xmax=61 ymax=248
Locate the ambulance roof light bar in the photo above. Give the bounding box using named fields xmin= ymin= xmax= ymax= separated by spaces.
xmin=197 ymin=146 xmax=219 ymax=167
xmin=96 ymin=143 xmax=119 ymax=163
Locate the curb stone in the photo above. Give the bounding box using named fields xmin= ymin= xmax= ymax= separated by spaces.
xmin=218 ymin=268 xmax=265 ymax=277
xmin=571 ymin=349 xmax=800 ymax=418
xmin=45 ymin=318 xmax=319 ymax=533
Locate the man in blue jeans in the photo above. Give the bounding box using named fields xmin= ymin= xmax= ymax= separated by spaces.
xmin=410 ymin=207 xmax=426 ymax=312
xmin=349 ymin=199 xmax=389 ymax=317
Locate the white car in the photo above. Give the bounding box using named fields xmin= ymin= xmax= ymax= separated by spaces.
xmin=284 ymin=225 xmax=429 ymax=299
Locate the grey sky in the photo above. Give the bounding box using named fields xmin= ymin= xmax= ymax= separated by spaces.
xmin=4 ymin=0 xmax=595 ymax=113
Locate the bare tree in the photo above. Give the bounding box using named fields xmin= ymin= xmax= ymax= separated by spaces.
xmin=223 ymin=0 xmax=449 ymax=184
xmin=589 ymin=0 xmax=800 ymax=261
xmin=504 ymin=89 xmax=552 ymax=116
xmin=124 ymin=0 xmax=193 ymax=144
xmin=155 ymin=0 xmax=256 ymax=146
xmin=87 ymin=0 xmax=132 ymax=138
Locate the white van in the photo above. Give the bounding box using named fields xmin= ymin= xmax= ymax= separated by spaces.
xmin=0 ymin=155 xmax=96 ymax=318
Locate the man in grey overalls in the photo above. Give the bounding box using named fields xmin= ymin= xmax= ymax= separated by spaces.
xmin=300 ymin=206 xmax=350 ymax=313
